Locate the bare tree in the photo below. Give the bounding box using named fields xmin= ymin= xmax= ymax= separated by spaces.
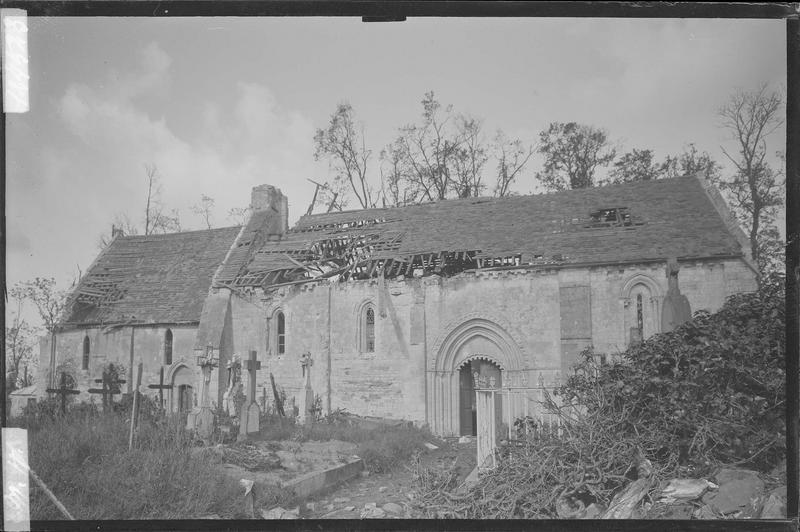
xmin=143 ymin=164 xmax=181 ymax=235
xmin=191 ymin=194 xmax=216 ymax=229
xmin=6 ymin=284 xmax=39 ymax=393
xmin=535 ymin=122 xmax=616 ymax=191
xmin=227 ymin=206 xmax=251 ymax=226
xmin=16 ymin=277 xmax=69 ymax=388
xmin=492 ymin=130 xmax=534 ymax=196
xmin=384 ymin=91 xmax=494 ymax=203
xmin=451 ymin=116 xmax=488 ymax=198
xmin=661 ymin=143 xmax=722 ymax=181
xmin=314 ymin=103 xmax=376 ymax=209
xmin=717 ymin=85 xmax=784 ymax=274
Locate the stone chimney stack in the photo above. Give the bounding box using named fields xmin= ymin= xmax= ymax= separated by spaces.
xmin=250 ymin=185 xmax=289 ymax=236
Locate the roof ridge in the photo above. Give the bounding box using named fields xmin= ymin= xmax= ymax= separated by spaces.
xmin=117 ymin=225 xmax=242 ymax=240
xmin=298 ymin=174 xmax=696 ymax=222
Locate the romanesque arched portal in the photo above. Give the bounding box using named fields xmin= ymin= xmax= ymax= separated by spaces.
xmin=427 ymin=317 xmax=526 ymax=436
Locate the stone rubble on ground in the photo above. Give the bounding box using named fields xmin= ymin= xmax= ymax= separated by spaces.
xmin=759 ymin=486 xmax=787 ymax=519
xmin=260 ymin=506 xmax=300 ymax=519
xmin=701 ymin=468 xmax=764 ymax=516
xmin=382 ymin=502 xmax=403 ymax=515
xmin=643 ymin=467 xmax=786 ymax=520
xmin=360 ymin=502 xmax=386 ymax=518
xmin=658 ymin=478 xmax=716 ymax=503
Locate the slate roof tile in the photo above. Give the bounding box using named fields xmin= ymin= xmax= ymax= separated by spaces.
xmin=63 ymin=226 xmax=241 ymax=326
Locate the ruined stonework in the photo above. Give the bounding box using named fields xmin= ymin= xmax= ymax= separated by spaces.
xmin=41 ymin=174 xmax=758 ymax=437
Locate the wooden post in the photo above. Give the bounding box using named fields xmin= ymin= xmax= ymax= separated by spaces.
xmin=270 ymin=373 xmax=285 ymax=417
xmin=129 ymin=362 xmax=142 ymax=450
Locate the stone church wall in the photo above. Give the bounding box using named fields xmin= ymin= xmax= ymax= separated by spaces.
xmin=226 ymin=256 xmax=756 ymax=432
xmin=39 ymin=325 xmax=197 ymax=406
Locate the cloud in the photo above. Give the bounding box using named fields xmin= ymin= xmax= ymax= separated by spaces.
xmin=54 ymin=42 xmax=318 ymax=233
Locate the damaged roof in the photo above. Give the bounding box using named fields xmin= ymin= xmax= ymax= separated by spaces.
xmin=223 ymin=174 xmax=746 ymax=289
xmin=63 ymin=226 xmax=241 ymax=327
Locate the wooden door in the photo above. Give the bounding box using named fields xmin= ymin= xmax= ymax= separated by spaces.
xmin=178 ymin=385 xmax=193 ymax=413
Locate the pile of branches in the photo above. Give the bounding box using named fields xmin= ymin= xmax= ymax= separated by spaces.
xmin=411 ymin=274 xmax=785 ymax=518
xmin=411 ymin=399 xmax=656 ymax=519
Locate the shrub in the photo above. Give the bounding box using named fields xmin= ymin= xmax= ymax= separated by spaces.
xmin=558 ymin=273 xmax=785 ymax=474
xmin=411 ymin=275 xmax=785 ymax=519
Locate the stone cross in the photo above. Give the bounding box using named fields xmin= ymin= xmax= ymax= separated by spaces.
xmin=147 ymin=367 xmax=172 ymax=411
xmin=661 ymin=257 xmax=692 ymax=333
xmin=298 ymin=352 xmax=315 ymax=425
xmin=46 ymin=372 xmax=80 ymax=414
xmin=243 ymin=350 xmax=261 ymax=403
xmin=239 ymin=350 xmax=262 ymax=439
xmin=300 ymin=351 xmax=313 ymax=384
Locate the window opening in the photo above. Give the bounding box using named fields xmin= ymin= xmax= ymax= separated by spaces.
xmin=164 ymin=329 xmax=173 ymax=365
xmin=636 ymin=293 xmax=644 ymax=335
xmin=365 ymin=306 xmax=375 ymax=352
xmin=82 ymin=336 xmax=90 ymax=370
xmin=587 ymin=207 xmax=634 ymax=228
xmin=277 ymin=311 xmax=286 ymax=355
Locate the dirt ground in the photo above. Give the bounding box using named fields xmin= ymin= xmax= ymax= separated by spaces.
xmin=304 ymin=438 xmax=477 ymax=519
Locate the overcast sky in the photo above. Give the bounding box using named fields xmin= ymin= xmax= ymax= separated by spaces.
xmin=6 ymin=17 xmax=787 ymax=326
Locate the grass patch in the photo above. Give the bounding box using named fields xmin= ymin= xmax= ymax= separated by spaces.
xmin=14 ymin=400 xmax=247 ymax=520
xmin=257 ymin=410 xmax=433 ymax=474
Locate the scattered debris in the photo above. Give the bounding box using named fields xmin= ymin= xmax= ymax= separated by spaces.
xmin=701 ymin=468 xmax=764 ymax=515
xmin=382 ymin=502 xmax=403 ymax=515
xmin=760 ymin=486 xmax=786 ymax=519
xmin=260 ymin=506 xmax=300 ymax=519
xmin=601 ymin=477 xmax=654 ymax=519
xmin=424 ymin=442 xmax=439 ymax=451
xmin=360 ymin=502 xmax=386 ymax=518
xmin=658 ymin=478 xmax=716 ymax=503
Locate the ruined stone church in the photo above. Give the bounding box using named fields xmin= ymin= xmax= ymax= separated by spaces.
xmin=41 ymin=174 xmax=758 ymax=437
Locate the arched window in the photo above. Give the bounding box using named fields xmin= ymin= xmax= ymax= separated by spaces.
xmin=276 ymin=311 xmax=286 ymax=355
xmin=164 ymin=329 xmax=173 ymax=365
xmin=627 ymin=283 xmax=656 ymax=345
xmin=359 ymin=304 xmax=375 ymax=353
xmin=82 ymin=336 xmax=90 ymax=370
xmin=364 ymin=306 xmax=375 ymax=352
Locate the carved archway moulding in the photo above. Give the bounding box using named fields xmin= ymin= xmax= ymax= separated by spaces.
xmin=166 ymin=362 xmax=193 ymax=385
xmin=431 ymin=313 xmax=526 ymax=373
xmin=619 ymin=273 xmax=663 ymax=300
xmin=455 ymin=354 xmax=504 ymax=371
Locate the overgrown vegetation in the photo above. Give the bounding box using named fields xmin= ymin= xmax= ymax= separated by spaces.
xmin=412 ymin=274 xmax=785 ymax=518
xmin=13 ymin=400 xmax=247 ymax=520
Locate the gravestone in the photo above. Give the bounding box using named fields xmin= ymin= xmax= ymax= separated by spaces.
xmin=661 ymin=258 xmax=692 ymax=333
xmin=297 ymin=352 xmax=314 ymax=426
xmin=190 ymin=350 xmax=217 ymax=441
xmin=238 ymin=350 xmax=261 ymax=439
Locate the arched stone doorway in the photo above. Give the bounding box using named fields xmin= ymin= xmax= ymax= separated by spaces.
xmin=457 ymin=357 xmax=502 ymax=436
xmin=428 ymin=317 xmax=525 ymax=437
xmin=169 ymin=364 xmax=194 ymax=414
